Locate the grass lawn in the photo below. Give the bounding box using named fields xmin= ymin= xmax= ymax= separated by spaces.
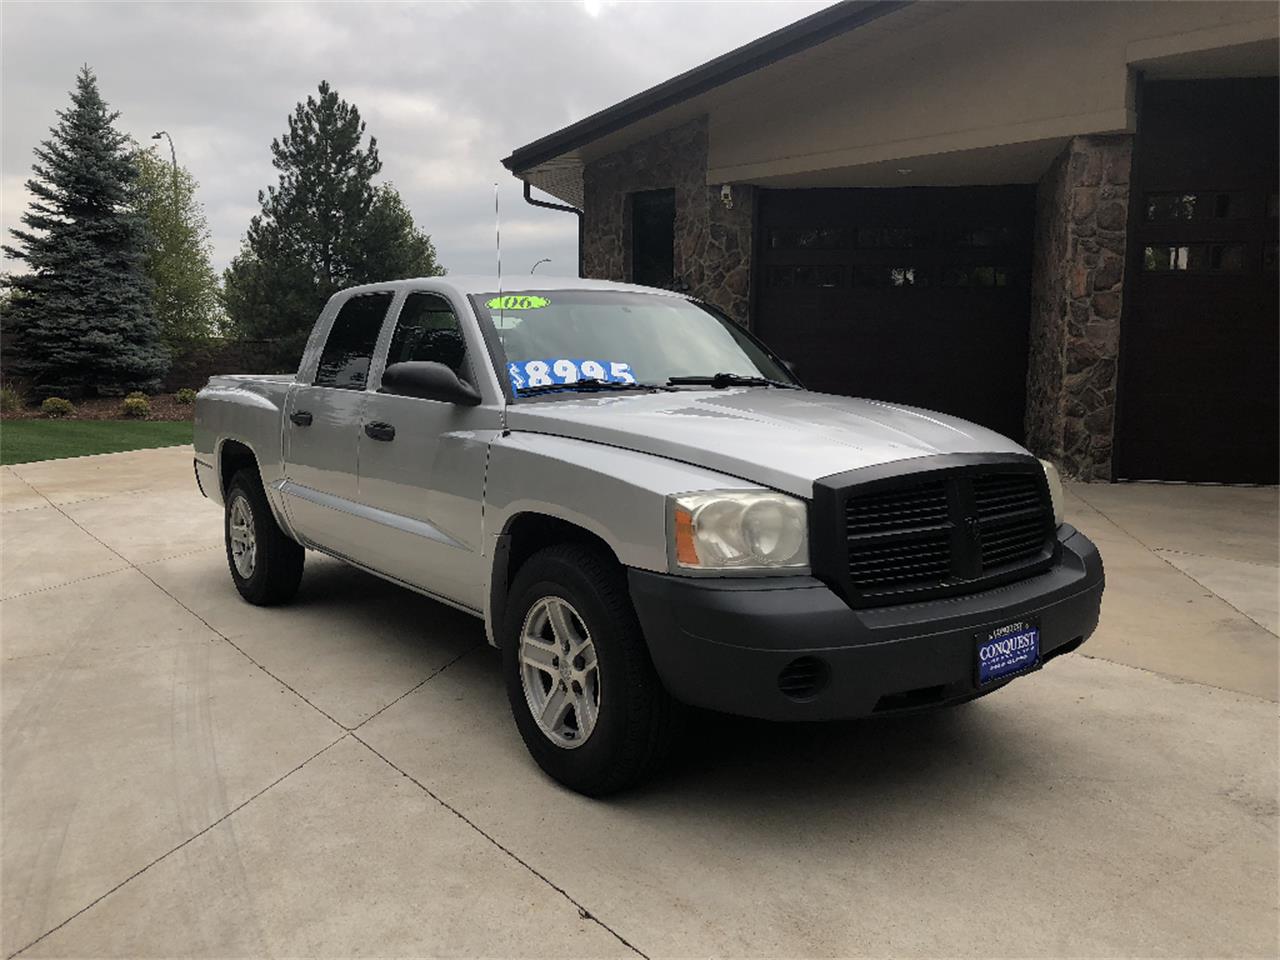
xmin=0 ymin=420 xmax=193 ymax=465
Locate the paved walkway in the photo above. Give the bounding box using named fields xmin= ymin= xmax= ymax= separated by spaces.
xmin=2 ymin=446 xmax=1276 ymax=957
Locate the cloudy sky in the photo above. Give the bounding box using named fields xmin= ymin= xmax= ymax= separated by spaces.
xmin=2 ymin=0 xmax=828 ymax=281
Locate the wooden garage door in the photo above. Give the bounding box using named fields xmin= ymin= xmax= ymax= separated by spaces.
xmin=754 ymin=186 xmax=1035 ymax=441
xmin=1116 ymin=78 xmax=1279 ymax=483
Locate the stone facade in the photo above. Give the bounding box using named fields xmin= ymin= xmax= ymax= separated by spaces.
xmin=1024 ymin=135 xmax=1133 ymax=480
xmin=582 ymin=117 xmax=754 ymax=323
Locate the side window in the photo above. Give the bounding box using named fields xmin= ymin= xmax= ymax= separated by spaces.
xmin=314 ymin=293 xmax=393 ymax=390
xmin=384 ymin=292 xmax=470 ymax=383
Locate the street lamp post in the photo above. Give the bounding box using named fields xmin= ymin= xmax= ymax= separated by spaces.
xmin=150 ymin=130 xmax=179 ymax=220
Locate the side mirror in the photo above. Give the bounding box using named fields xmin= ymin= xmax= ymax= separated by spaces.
xmin=380 ymin=361 xmax=481 ymax=405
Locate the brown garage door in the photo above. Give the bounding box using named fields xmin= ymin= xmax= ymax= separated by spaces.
xmin=754 ymin=186 xmax=1035 ymax=441
xmin=1116 ymin=78 xmax=1279 ymax=483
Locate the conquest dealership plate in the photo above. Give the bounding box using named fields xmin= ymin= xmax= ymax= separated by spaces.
xmin=977 ymin=620 xmax=1040 ymax=685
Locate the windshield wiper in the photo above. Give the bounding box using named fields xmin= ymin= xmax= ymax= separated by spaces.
xmin=515 ymin=378 xmax=672 ymax=397
xmin=666 ymin=373 xmax=798 ymax=389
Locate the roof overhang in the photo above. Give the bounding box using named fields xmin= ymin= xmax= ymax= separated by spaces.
xmin=502 ymin=0 xmax=911 ymax=207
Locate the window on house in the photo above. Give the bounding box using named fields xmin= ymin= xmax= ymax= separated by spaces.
xmin=314 ymin=292 xmax=393 ymax=389
xmin=631 ymin=189 xmax=675 ymax=287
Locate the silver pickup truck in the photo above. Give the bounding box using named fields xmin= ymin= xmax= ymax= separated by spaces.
xmin=194 ymin=276 xmax=1104 ymax=795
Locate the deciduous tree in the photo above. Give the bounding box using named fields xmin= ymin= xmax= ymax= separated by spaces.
xmin=133 ymin=145 xmax=223 ymax=349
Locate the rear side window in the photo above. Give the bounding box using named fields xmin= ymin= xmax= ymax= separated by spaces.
xmin=385 ymin=292 xmax=470 ymax=381
xmin=313 ymin=293 xmax=393 ymax=389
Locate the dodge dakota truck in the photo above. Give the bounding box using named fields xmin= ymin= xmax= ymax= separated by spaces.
xmin=194 ymin=276 xmax=1104 ymax=795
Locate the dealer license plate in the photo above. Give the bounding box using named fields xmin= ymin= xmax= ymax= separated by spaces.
xmin=977 ymin=620 xmax=1040 ymax=686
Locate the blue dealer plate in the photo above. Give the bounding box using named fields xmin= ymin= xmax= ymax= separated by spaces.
xmin=977 ymin=620 xmax=1040 ymax=685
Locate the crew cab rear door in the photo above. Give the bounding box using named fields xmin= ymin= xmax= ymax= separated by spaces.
xmin=354 ymin=289 xmax=498 ymax=610
xmin=282 ymin=290 xmax=394 ymax=558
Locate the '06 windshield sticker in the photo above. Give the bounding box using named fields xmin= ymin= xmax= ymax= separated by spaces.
xmin=486 ymin=295 xmax=551 ymax=311
xmin=507 ymin=359 xmax=636 ymax=392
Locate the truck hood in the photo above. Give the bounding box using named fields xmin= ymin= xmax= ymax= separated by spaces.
xmin=504 ymin=388 xmax=1029 ymax=497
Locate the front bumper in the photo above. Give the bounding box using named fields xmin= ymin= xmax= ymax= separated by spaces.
xmin=628 ymin=525 xmax=1104 ymax=721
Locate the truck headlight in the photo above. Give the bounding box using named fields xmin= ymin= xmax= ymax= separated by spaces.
xmin=669 ymin=490 xmax=809 ymax=572
xmin=1039 ymin=459 xmax=1065 ymax=527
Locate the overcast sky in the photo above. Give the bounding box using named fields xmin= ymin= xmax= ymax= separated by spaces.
xmin=2 ymin=0 xmax=829 ymax=281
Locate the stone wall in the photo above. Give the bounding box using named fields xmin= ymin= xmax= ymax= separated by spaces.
xmin=581 ymin=117 xmax=754 ymax=323
xmin=1024 ymin=135 xmax=1132 ymax=480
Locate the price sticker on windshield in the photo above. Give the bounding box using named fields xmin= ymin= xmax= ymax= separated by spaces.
xmin=507 ymin=358 xmax=636 ymax=392
xmin=487 ymin=295 xmax=551 ymax=311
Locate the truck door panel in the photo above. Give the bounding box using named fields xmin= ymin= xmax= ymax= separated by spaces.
xmin=355 ymin=291 xmax=495 ymax=609
xmin=282 ymin=291 xmax=393 ymax=557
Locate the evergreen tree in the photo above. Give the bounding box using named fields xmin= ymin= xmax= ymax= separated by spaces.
xmin=224 ymin=81 xmax=443 ymax=367
xmin=2 ymin=67 xmax=167 ymax=396
xmin=133 ymin=144 xmax=223 ymax=349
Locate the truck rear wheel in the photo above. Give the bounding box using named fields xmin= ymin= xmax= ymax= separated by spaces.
xmin=224 ymin=468 xmax=304 ymax=606
xmin=502 ymin=543 xmax=680 ymax=796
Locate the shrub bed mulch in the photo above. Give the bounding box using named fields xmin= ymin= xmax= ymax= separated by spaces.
xmin=1 ymin=394 xmax=195 ymax=421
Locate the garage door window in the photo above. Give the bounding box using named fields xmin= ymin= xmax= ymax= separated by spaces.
xmin=1142 ymin=243 xmax=1247 ymax=272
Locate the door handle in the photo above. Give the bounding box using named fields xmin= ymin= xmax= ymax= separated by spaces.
xmin=290 ymin=410 xmax=313 ymax=427
xmin=364 ymin=421 xmax=396 ymax=442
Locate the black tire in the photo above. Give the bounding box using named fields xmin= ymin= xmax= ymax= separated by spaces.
xmin=224 ymin=468 xmax=304 ymax=606
xmin=502 ymin=543 xmax=681 ymax=796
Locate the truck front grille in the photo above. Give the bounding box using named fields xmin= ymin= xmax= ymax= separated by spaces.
xmin=815 ymin=456 xmax=1057 ymax=608
xmin=973 ymin=473 xmax=1051 ymax=570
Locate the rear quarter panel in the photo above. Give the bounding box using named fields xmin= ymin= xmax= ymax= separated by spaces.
xmin=193 ymin=375 xmax=295 ymax=515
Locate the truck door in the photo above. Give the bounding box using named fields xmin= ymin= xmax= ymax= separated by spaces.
xmin=282 ymin=291 xmax=394 ymax=558
xmin=353 ymin=290 xmax=498 ymax=610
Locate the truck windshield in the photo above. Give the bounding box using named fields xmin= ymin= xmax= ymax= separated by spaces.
xmin=473 ymin=290 xmax=796 ymax=397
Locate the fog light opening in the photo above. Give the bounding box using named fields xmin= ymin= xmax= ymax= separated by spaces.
xmin=777 ymin=656 xmax=830 ymax=701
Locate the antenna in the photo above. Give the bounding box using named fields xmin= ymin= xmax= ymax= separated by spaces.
xmin=494 ymin=182 xmax=504 ymax=327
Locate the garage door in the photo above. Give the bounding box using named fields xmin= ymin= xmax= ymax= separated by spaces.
xmin=754 ymin=186 xmax=1035 ymax=441
xmin=1116 ymin=78 xmax=1279 ymax=483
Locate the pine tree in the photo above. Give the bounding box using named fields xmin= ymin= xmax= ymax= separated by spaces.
xmin=133 ymin=144 xmax=223 ymax=349
xmin=2 ymin=67 xmax=168 ymax=397
xmin=224 ymin=82 xmax=443 ymax=367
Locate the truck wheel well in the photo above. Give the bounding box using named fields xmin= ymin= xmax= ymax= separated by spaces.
xmin=493 ymin=514 xmax=622 ymax=644
xmin=505 ymin=514 xmax=618 ymax=579
xmin=219 ymin=440 xmax=258 ymax=498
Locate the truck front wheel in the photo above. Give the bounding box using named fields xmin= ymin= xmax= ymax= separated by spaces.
xmin=502 ymin=544 xmax=680 ymax=796
xmin=224 ymin=468 xmax=304 ymax=606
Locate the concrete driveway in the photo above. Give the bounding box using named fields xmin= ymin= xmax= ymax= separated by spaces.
xmin=2 ymin=445 xmax=1276 ymax=958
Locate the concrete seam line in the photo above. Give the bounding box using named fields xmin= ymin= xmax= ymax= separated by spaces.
xmin=1074 ymin=652 xmax=1279 ymax=705
xmin=37 ymin=495 xmax=350 ymax=731
xmin=6 ymin=735 xmax=348 ymax=959
xmin=135 ymin=564 xmax=350 ymax=729
xmin=1 ymin=563 xmax=133 ymax=601
xmin=1153 ymin=546 xmax=1280 ymax=570
xmin=1071 ymin=488 xmax=1279 ymax=638
xmin=351 ymin=642 xmax=484 ymax=733
xmin=350 ymin=732 xmax=650 ymax=960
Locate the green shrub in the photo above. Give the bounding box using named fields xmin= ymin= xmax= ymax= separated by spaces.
xmin=175 ymin=387 xmax=197 ymax=405
xmin=41 ymin=397 xmax=74 ymax=418
xmin=125 ymin=390 xmax=147 ymax=401
xmin=120 ymin=395 xmax=150 ymax=419
xmin=0 ymin=382 xmax=25 ymax=413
